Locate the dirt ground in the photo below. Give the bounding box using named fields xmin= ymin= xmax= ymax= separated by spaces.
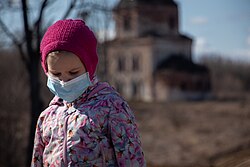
xmin=130 ymin=100 xmax=250 ymax=167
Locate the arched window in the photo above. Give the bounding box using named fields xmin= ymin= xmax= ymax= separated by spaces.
xmin=117 ymin=56 xmax=125 ymax=72
xmin=115 ymin=81 xmax=123 ymax=95
xmin=123 ymin=15 xmax=131 ymax=31
xmin=169 ymin=16 xmax=175 ymax=30
xmin=132 ymin=81 xmax=140 ymax=97
xmin=132 ymin=54 xmax=140 ymax=71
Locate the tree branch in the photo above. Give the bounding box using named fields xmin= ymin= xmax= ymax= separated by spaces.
xmin=77 ymin=2 xmax=113 ymax=12
xmin=0 ymin=18 xmax=29 ymax=67
xmin=61 ymin=0 xmax=77 ymax=19
xmin=21 ymin=0 xmax=38 ymax=72
xmin=34 ymin=0 xmax=49 ymax=53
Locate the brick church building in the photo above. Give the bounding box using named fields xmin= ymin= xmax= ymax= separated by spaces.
xmin=104 ymin=0 xmax=211 ymax=101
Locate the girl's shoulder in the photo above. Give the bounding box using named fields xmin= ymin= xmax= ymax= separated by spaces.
xmin=90 ymin=82 xmax=130 ymax=109
xmin=99 ymin=82 xmax=127 ymax=102
xmin=88 ymin=82 xmax=121 ymax=100
xmin=82 ymin=81 xmax=128 ymax=109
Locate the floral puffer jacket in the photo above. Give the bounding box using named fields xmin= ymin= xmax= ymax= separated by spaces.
xmin=31 ymin=82 xmax=146 ymax=167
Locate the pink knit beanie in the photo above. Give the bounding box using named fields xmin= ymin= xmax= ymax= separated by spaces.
xmin=40 ymin=19 xmax=98 ymax=80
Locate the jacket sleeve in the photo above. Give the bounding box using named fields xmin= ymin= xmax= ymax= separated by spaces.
xmin=109 ymin=98 xmax=146 ymax=166
xmin=31 ymin=115 xmax=45 ymax=167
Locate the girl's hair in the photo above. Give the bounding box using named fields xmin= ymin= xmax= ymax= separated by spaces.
xmin=44 ymin=51 xmax=65 ymax=72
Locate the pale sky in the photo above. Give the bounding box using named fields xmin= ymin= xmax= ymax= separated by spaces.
xmin=108 ymin=0 xmax=250 ymax=62
xmin=175 ymin=0 xmax=250 ymax=62
xmin=1 ymin=0 xmax=249 ymax=63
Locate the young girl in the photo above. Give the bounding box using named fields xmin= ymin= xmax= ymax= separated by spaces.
xmin=31 ymin=19 xmax=146 ymax=166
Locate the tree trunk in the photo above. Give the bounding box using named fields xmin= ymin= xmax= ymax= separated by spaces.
xmin=26 ymin=55 xmax=43 ymax=166
xmin=21 ymin=0 xmax=44 ymax=166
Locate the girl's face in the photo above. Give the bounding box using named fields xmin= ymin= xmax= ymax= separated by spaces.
xmin=47 ymin=51 xmax=86 ymax=82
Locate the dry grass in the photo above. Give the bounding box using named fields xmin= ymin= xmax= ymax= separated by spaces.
xmin=130 ymin=99 xmax=250 ymax=167
xmin=1 ymin=97 xmax=250 ymax=167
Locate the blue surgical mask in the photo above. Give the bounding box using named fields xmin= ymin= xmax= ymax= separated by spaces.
xmin=47 ymin=72 xmax=92 ymax=102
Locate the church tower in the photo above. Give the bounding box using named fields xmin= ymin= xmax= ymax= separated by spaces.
xmin=105 ymin=0 xmax=204 ymax=102
xmin=113 ymin=0 xmax=180 ymax=38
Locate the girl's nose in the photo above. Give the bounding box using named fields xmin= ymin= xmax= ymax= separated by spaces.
xmin=59 ymin=75 xmax=72 ymax=82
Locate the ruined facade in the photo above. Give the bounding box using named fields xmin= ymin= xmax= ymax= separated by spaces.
xmin=105 ymin=0 xmax=211 ymax=101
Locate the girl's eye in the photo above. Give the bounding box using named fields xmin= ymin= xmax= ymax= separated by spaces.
xmin=52 ymin=72 xmax=61 ymax=77
xmin=69 ymin=71 xmax=78 ymax=75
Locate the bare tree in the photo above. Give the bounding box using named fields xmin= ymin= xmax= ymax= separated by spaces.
xmin=0 ymin=0 xmax=115 ymax=165
xmin=0 ymin=0 xmax=80 ymax=165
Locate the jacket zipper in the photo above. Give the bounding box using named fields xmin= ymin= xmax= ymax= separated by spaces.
xmin=60 ymin=83 xmax=109 ymax=166
xmin=63 ymin=114 xmax=70 ymax=166
xmin=63 ymin=106 xmax=76 ymax=166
